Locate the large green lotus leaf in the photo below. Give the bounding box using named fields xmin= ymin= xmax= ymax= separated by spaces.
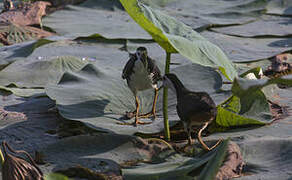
xmin=0 ymin=38 xmax=56 ymax=70
xmin=45 ymin=59 xmax=227 ymax=135
xmin=208 ymin=87 xmax=292 ymax=141
xmin=183 ymin=89 xmax=292 ymax=178
xmin=123 ymin=140 xmax=229 ymax=180
xmin=44 ymin=173 xmax=69 ymax=180
xmin=202 ymin=31 xmax=292 ymax=62
xmin=45 ymin=63 xmax=169 ymax=135
xmin=124 ymin=40 xmax=192 ymax=67
xmin=0 ymin=86 xmax=45 ymax=97
xmin=205 ymin=88 xmax=292 ymax=179
xmin=42 ymin=0 xmax=151 ymax=39
xmin=28 ymin=38 xmax=132 ymax=72
xmin=140 ymin=0 xmax=178 ymax=8
xmin=213 ymin=67 xmax=292 ymax=128
xmin=211 ymin=15 xmax=292 ymax=38
xmin=237 ymin=137 xmax=292 ymax=180
xmin=41 ymin=134 xmax=155 ymax=171
xmin=27 ymin=39 xmax=164 ymax=81
xmin=142 ymin=0 xmax=265 ymax=30
xmin=218 ymin=75 xmax=292 ymax=127
xmin=216 ymin=96 xmax=267 ymax=127
xmin=0 ymin=56 xmax=86 ymax=88
xmin=0 ymin=41 xmax=33 ymax=69
xmin=127 ymin=26 xmax=291 ymax=64
xmin=266 ymin=0 xmax=292 ymax=16
xmin=42 ymin=0 xmax=263 ymax=40
xmin=120 ymin=0 xmax=237 ymax=81
xmin=0 ymin=95 xmax=59 ymax=174
xmin=197 ymin=139 xmax=229 ymax=180
xmin=232 ymin=75 xmax=292 ymax=97
xmin=41 ymin=133 xmax=228 ymax=180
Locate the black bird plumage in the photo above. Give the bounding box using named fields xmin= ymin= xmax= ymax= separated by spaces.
xmin=163 ymin=73 xmax=221 ymax=151
xmin=121 ymin=47 xmax=161 ymax=125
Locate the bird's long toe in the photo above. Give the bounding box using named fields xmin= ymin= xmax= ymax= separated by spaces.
xmin=116 ymin=122 xmax=135 ymax=126
xmin=138 ymin=112 xmax=156 ymax=120
xmin=116 ymin=119 xmax=152 ymax=126
xmin=207 ymin=139 xmax=223 ymax=151
xmin=135 ymin=120 xmax=152 ymax=125
xmin=198 ymin=135 xmax=223 ymax=151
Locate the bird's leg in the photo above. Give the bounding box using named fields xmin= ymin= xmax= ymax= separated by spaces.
xmin=134 ymin=96 xmax=152 ymax=125
xmin=182 ymin=127 xmax=194 ymax=152
xmin=182 ymin=123 xmax=193 ymax=149
xmin=152 ymin=88 xmax=159 ymax=119
xmin=124 ymin=93 xmax=141 ymax=119
xmin=118 ymin=96 xmax=151 ymax=126
xmin=198 ymin=122 xmax=222 ymax=151
xmin=139 ymin=88 xmax=158 ymax=119
xmin=133 ymin=96 xmax=140 ymax=124
xmin=187 ymin=128 xmax=193 ymax=145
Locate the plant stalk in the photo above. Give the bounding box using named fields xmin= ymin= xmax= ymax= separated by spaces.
xmin=163 ymin=52 xmax=171 ymax=141
xmin=0 ymin=148 xmax=4 ymax=166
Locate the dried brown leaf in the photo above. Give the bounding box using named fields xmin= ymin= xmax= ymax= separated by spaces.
xmin=1 ymin=141 xmax=44 ymax=180
xmin=216 ymin=142 xmax=244 ymax=180
xmin=0 ymin=1 xmax=51 ymax=26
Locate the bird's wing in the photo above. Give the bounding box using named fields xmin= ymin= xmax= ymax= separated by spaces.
xmin=180 ymin=93 xmax=216 ymax=115
xmin=122 ymin=55 xmax=136 ymax=79
xmin=178 ymin=93 xmax=217 ymax=125
xmin=147 ymin=57 xmax=161 ymax=83
xmin=189 ymin=92 xmax=217 ymax=117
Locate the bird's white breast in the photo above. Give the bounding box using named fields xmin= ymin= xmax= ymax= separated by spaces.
xmin=128 ymin=60 xmax=153 ymax=92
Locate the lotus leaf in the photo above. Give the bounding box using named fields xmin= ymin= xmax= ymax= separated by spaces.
xmin=121 ymin=0 xmax=237 ymax=81
xmin=211 ymin=15 xmax=292 ymax=38
xmin=142 ymin=0 xmax=265 ymax=29
xmin=0 ymin=38 xmax=55 ymax=70
xmin=123 ymin=140 xmax=229 ymax=180
xmin=212 ymin=68 xmax=292 ymax=128
xmin=232 ymin=75 xmax=292 ymax=96
xmin=217 ymin=74 xmax=292 ymax=126
xmin=42 ymin=0 xmax=151 ymax=39
xmin=45 ymin=59 xmax=231 ymax=135
xmin=0 ymin=56 xmax=86 ymax=88
xmin=198 ymin=138 xmax=229 ymax=180
xmin=202 ymin=31 xmax=292 ymax=62
xmin=41 ymin=134 xmax=229 ymax=180
xmin=266 ymin=0 xmax=292 ymax=16
xmin=0 ymin=86 xmax=45 ymax=97
xmin=44 ymin=173 xmax=69 ymax=180
xmin=238 ymin=137 xmax=292 ymax=180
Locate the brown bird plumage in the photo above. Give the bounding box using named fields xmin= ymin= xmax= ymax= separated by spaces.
xmin=162 ymin=73 xmax=221 ymax=151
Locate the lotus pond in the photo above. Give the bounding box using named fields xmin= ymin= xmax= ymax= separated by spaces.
xmin=0 ymin=0 xmax=292 ymax=179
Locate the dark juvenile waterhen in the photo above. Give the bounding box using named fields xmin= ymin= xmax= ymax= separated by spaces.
xmin=121 ymin=47 xmax=161 ymax=125
xmin=162 ymin=73 xmax=222 ymax=151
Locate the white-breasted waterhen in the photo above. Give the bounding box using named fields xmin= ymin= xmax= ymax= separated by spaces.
xmin=162 ymin=73 xmax=222 ymax=151
xmin=121 ymin=47 xmax=161 ymax=125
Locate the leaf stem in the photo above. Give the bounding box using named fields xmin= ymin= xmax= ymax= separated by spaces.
xmin=163 ymin=52 xmax=171 ymax=141
xmin=0 ymin=148 xmax=4 ymax=166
